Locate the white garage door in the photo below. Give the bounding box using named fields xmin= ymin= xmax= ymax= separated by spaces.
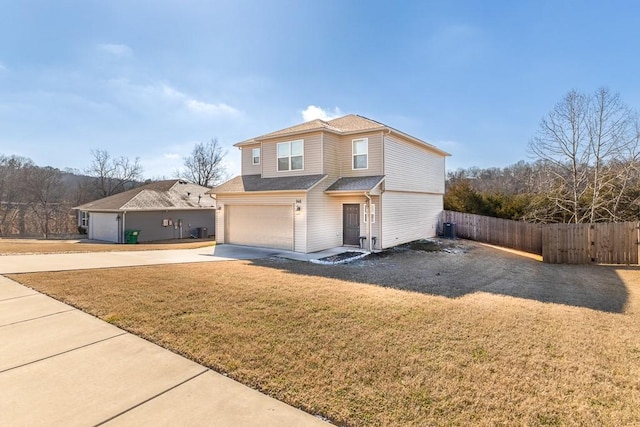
xmin=89 ymin=212 xmax=119 ymax=243
xmin=225 ymin=205 xmax=293 ymax=250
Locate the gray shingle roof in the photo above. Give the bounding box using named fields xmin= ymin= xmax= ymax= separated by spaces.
xmin=74 ymin=180 xmax=215 ymax=211
xmin=209 ymin=174 xmax=327 ymax=194
xmin=237 ymin=115 xmax=385 ymax=145
xmin=325 ymin=176 xmax=385 ymax=192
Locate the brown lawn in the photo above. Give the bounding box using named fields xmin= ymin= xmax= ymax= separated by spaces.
xmin=8 ymin=242 xmax=640 ymax=426
xmin=0 ymin=238 xmax=214 ymax=255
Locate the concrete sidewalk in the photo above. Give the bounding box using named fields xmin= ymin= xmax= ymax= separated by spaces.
xmin=0 ymin=275 xmax=328 ymax=426
xmin=0 ymin=245 xmax=282 ymax=274
xmin=0 ymin=243 xmax=360 ymax=274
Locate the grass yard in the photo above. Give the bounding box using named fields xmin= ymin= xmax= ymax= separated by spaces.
xmin=8 ymin=244 xmax=640 ymax=426
xmin=0 ymin=238 xmax=214 ymax=255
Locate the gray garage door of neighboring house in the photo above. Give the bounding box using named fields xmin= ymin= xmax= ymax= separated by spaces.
xmin=225 ymin=205 xmax=294 ymax=251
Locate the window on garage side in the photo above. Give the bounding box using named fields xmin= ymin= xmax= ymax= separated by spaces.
xmin=353 ymin=138 xmax=368 ymax=169
xmin=80 ymin=211 xmax=89 ymax=227
xmin=277 ymin=140 xmax=304 ymax=171
xmin=252 ymin=147 xmax=260 ymax=165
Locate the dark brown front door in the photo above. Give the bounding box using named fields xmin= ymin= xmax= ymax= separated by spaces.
xmin=343 ymin=204 xmax=360 ymax=246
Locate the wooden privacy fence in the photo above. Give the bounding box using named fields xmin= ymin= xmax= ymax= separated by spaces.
xmin=542 ymin=222 xmax=639 ymax=264
xmin=441 ymin=211 xmax=543 ymax=255
xmin=440 ymin=211 xmax=640 ymax=265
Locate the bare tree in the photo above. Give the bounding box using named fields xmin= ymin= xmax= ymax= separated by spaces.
xmin=528 ymin=88 xmax=639 ymax=223
xmin=0 ymin=155 xmax=33 ymax=234
xmin=23 ymin=165 xmax=64 ymax=239
xmin=180 ymin=139 xmax=228 ymax=187
xmin=86 ymin=149 xmax=143 ymax=197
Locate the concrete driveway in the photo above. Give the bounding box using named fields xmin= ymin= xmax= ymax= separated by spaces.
xmin=0 ymin=244 xmax=281 ymax=274
xmin=0 ymin=245 xmax=329 ymax=426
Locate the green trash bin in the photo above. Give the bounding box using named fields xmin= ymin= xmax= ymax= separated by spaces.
xmin=124 ymin=229 xmax=140 ymax=244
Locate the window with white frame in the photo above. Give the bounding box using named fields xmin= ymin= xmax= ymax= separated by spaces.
xmin=277 ymin=140 xmax=304 ymax=171
xmin=353 ymin=138 xmax=368 ymax=169
xmin=252 ymin=147 xmax=260 ymax=165
xmin=363 ymin=204 xmax=375 ymax=223
xmin=80 ymin=211 xmax=89 ymax=227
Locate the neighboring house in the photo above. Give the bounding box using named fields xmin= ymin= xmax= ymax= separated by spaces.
xmin=75 ymin=180 xmax=215 ymax=243
xmin=209 ymin=114 xmax=450 ymax=253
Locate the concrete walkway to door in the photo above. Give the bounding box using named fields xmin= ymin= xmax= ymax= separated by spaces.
xmin=0 ymin=246 xmax=330 ymax=426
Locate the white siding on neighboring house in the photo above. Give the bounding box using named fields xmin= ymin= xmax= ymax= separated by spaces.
xmin=89 ymin=212 xmax=119 ymax=243
xmin=384 ymin=134 xmax=445 ymax=194
xmin=261 ymin=132 xmax=323 ymax=178
xmin=216 ymin=193 xmax=307 ymax=252
xmin=380 ymin=191 xmax=442 ymax=248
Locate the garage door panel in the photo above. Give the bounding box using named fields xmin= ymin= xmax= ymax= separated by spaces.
xmin=89 ymin=212 xmax=119 ymax=243
xmin=226 ymin=205 xmax=293 ymax=251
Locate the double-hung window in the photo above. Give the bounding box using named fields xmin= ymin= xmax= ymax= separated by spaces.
xmin=80 ymin=211 xmax=89 ymax=227
xmin=252 ymin=147 xmax=260 ymax=165
xmin=353 ymin=138 xmax=368 ymax=169
xmin=277 ymin=140 xmax=304 ymax=171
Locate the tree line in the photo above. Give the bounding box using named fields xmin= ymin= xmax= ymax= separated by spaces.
xmin=446 ymin=87 xmax=640 ymax=223
xmin=0 ymin=139 xmax=227 ymax=238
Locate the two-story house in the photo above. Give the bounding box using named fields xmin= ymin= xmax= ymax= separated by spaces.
xmin=209 ymin=114 xmax=449 ymax=253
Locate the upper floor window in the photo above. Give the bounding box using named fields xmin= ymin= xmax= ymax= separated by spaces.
xmin=252 ymin=147 xmax=260 ymax=165
xmin=277 ymin=140 xmax=304 ymax=171
xmin=353 ymin=138 xmax=368 ymax=169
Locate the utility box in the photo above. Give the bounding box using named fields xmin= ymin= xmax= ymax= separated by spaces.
xmin=197 ymin=227 xmax=208 ymax=239
xmin=443 ymin=222 xmax=456 ymax=239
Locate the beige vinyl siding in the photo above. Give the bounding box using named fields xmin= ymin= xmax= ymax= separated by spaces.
xmin=384 ymin=134 xmax=445 ymax=193
xmin=262 ymin=132 xmax=323 ymax=178
xmin=322 ymin=132 xmax=341 ymax=179
xmin=215 ymin=193 xmax=307 ymax=252
xmin=380 ymin=191 xmax=442 ymax=248
xmin=241 ymin=143 xmax=261 ymax=175
xmin=306 ymin=187 xmax=342 ymax=252
xmin=337 ymin=132 xmax=383 ymax=177
xmin=306 ymin=190 xmax=380 ymax=252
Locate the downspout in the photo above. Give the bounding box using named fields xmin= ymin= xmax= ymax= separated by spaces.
xmin=122 ymin=211 xmax=126 ymax=244
xmin=364 ymin=192 xmax=372 ymax=252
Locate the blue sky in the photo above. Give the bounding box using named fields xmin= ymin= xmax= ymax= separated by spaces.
xmin=1 ymin=0 xmax=639 ymax=179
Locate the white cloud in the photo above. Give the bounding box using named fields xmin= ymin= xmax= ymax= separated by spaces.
xmin=0 ymin=62 xmax=7 ymax=73
xmin=302 ymin=105 xmax=343 ymax=122
xmin=97 ymin=43 xmax=134 ymax=57
xmin=185 ymin=99 xmax=239 ymax=116
xmin=160 ymin=83 xmax=240 ymax=117
xmin=108 ymin=80 xmax=240 ymax=118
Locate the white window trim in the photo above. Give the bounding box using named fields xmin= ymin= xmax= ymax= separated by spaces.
xmin=352 ymin=138 xmax=368 ymax=170
xmin=252 ymin=147 xmax=260 ymax=165
xmin=80 ymin=211 xmax=89 ymax=227
xmin=363 ymin=204 xmax=375 ymax=224
xmin=277 ymin=139 xmax=304 ymax=172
